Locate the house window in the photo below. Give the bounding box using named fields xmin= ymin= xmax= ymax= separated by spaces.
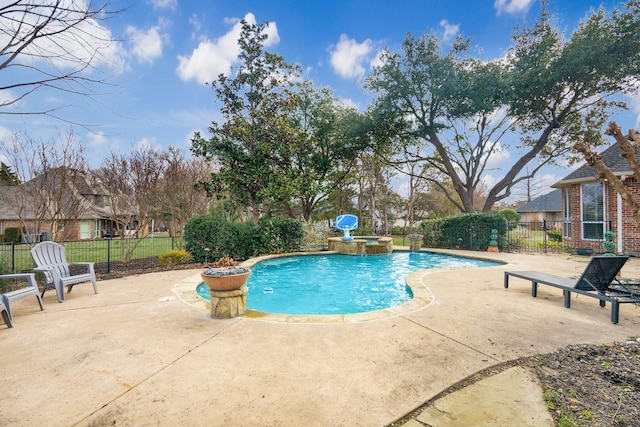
xmin=80 ymin=220 xmax=91 ymax=239
xmin=562 ymin=188 xmax=571 ymax=238
xmin=581 ymin=182 xmax=605 ymax=240
xmin=94 ymin=220 xmax=101 ymax=238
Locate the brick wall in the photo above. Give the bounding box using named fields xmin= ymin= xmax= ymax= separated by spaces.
xmin=563 ymin=178 xmax=640 ymax=254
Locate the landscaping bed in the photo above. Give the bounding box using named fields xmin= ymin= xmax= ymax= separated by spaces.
xmin=391 ymin=338 xmax=640 ymax=427
xmin=532 ymin=338 xmax=640 ymax=426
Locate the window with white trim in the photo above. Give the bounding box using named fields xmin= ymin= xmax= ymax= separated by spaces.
xmin=581 ymin=182 xmax=605 ymax=240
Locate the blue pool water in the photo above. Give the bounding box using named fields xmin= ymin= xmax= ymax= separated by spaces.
xmin=197 ymin=252 xmax=499 ymax=315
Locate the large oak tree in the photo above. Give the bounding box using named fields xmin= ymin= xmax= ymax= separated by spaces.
xmin=365 ymin=0 xmax=640 ymax=212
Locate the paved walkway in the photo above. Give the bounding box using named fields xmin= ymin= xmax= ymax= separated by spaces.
xmin=1 ymin=250 xmax=639 ymax=426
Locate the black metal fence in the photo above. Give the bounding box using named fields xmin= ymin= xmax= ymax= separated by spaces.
xmin=419 ymin=220 xmax=610 ymax=254
xmin=0 ymin=221 xmax=615 ymax=277
xmin=1 ymin=236 xmax=184 ymax=276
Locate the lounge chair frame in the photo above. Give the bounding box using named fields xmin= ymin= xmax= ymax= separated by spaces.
xmin=504 ymin=256 xmax=640 ymax=324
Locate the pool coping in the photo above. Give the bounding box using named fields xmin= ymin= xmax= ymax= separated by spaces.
xmin=171 ymin=249 xmax=502 ymax=323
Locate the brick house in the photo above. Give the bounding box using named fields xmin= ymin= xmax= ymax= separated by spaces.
xmin=551 ymin=144 xmax=640 ymax=255
xmin=516 ymin=189 xmax=562 ymax=226
xmin=0 ymin=167 xmax=121 ymax=241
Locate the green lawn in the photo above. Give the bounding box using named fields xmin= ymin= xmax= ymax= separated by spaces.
xmin=1 ymin=236 xmax=182 ymax=273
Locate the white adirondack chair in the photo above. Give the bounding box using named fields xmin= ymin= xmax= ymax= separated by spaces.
xmin=30 ymin=242 xmax=98 ymax=303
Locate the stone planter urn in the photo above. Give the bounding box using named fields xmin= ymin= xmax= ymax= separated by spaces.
xmin=201 ymin=266 xmax=250 ymax=318
xmin=201 ymin=267 xmax=251 ymax=291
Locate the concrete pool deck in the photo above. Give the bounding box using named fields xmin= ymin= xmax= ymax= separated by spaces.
xmin=1 ymin=249 xmax=640 ymax=426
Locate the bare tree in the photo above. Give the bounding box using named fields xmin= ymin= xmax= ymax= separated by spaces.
xmin=0 ymin=130 xmax=90 ymax=241
xmin=0 ymin=0 xmax=122 ymax=123
xmin=155 ymin=147 xmax=213 ymax=246
xmin=93 ymin=147 xmax=166 ymax=262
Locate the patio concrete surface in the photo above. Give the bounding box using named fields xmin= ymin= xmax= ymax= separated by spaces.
xmin=1 ymin=250 xmax=639 ymax=426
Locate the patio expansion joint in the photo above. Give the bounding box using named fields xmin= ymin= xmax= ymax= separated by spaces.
xmin=402 ymin=316 xmax=502 ymax=363
xmin=70 ymin=324 xmax=238 ymax=426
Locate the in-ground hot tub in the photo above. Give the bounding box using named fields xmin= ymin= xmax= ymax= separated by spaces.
xmin=327 ymin=236 xmax=393 ymax=255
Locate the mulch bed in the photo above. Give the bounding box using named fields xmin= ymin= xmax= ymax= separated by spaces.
xmin=532 ymin=338 xmax=640 ymax=426
xmin=389 ymin=338 xmax=640 ymax=427
xmin=94 ymin=258 xmax=199 ymax=280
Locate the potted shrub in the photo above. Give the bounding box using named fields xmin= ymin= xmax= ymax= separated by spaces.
xmin=602 ymin=231 xmax=616 ymax=256
xmin=201 ymin=255 xmax=251 ymax=291
xmin=487 ymin=229 xmax=499 ymax=252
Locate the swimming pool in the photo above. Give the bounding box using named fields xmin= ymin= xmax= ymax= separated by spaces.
xmin=197 ymin=251 xmax=499 ymax=315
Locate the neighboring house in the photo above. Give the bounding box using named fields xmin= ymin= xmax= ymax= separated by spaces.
xmin=552 ymin=143 xmax=640 ymax=254
xmin=516 ymin=189 xmax=562 ymax=226
xmin=0 ymin=167 xmax=120 ymax=241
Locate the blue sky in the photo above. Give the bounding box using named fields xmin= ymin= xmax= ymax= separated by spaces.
xmin=1 ymin=0 xmax=638 ymax=199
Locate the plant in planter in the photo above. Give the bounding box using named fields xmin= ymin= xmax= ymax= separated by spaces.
xmin=487 ymin=229 xmax=499 ymax=252
xmin=201 ymin=255 xmax=251 ymax=291
xmin=602 ymin=231 xmax=616 ymax=256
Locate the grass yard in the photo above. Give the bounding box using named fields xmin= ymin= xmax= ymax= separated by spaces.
xmin=1 ymin=236 xmax=182 ymax=273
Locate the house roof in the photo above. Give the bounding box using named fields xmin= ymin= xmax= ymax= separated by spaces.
xmin=552 ymin=143 xmax=638 ymax=187
xmin=517 ymin=189 xmax=562 ymax=213
xmin=0 ymin=167 xmax=114 ymax=221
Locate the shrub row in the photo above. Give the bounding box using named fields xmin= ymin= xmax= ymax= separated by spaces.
xmin=184 ymin=215 xmax=304 ymax=263
xmin=419 ymin=212 xmax=508 ymax=250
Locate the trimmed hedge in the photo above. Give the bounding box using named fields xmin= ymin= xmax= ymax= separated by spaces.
xmin=419 ymin=213 xmax=508 ymax=250
xmin=184 ymin=215 xmax=304 ymax=263
xmin=4 ymin=227 xmax=25 ymax=243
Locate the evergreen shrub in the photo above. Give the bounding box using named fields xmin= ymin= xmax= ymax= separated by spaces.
xmin=4 ymin=227 xmax=25 ymax=243
xmin=419 ymin=212 xmax=508 ymax=250
xmin=158 ymin=249 xmax=192 ymax=267
xmin=546 ymin=229 xmax=562 ymax=243
xmin=184 ymin=214 xmax=304 ymax=262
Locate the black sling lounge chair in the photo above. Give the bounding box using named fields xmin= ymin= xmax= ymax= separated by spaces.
xmin=504 ymin=256 xmax=640 ymax=324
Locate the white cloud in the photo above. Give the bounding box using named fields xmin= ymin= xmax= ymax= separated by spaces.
xmin=189 ymin=14 xmax=202 ymax=38
xmin=0 ymin=3 xmax=128 ymax=74
xmin=176 ymin=13 xmax=279 ymax=84
xmin=484 ymin=141 xmax=511 ymax=169
xmin=494 ymin=0 xmax=535 ymax=15
xmin=537 ymin=173 xmax=561 ymax=189
xmin=126 ymin=25 xmax=165 ymax=64
xmin=135 ymin=137 xmax=161 ymax=152
xmin=0 ymin=89 xmax=18 ymax=109
xmin=439 ymin=19 xmax=460 ymax=42
xmin=0 ymin=126 xmax=13 ymax=145
xmin=337 ymin=98 xmax=360 ymax=110
xmin=149 ymin=0 xmax=177 ymax=10
xmin=330 ymin=34 xmax=373 ymax=79
xmin=396 ymin=179 xmax=410 ymax=199
xmin=370 ymin=50 xmax=386 ymax=69
xmin=481 ymin=173 xmax=498 ymax=190
xmin=629 ymin=94 xmax=640 ymax=129
xmin=88 ymin=131 xmax=107 ymax=147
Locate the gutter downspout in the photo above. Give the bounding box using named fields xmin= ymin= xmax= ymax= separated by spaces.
xmin=617 ymin=175 xmax=626 ymax=254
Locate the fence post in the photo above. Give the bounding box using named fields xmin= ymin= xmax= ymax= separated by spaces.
xmin=11 ymin=241 xmax=16 ymax=273
xmin=543 ymin=220 xmax=547 ymax=254
xmin=106 ymin=238 xmax=111 ymax=274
